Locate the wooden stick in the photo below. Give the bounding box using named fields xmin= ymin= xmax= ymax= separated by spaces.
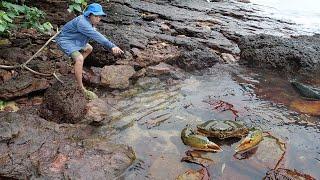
xmin=0 ymin=64 xmax=20 ymax=69
xmin=22 ymin=65 xmax=52 ymax=76
xmin=23 ymin=29 xmax=61 ymax=65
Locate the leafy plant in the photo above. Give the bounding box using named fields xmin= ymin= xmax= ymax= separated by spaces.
xmin=68 ymin=0 xmax=87 ymax=13
xmin=68 ymin=0 xmax=110 ymax=14
xmin=0 ymin=1 xmax=52 ymax=35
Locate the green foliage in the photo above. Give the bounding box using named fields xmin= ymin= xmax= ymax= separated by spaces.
xmin=0 ymin=100 xmax=7 ymax=110
xmin=0 ymin=1 xmax=53 ymax=35
xmin=68 ymin=0 xmax=87 ymax=13
xmin=68 ymin=0 xmax=110 ymax=14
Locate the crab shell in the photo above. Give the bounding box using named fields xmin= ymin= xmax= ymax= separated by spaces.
xmin=197 ymin=120 xmax=249 ymax=139
xmin=235 ymin=129 xmax=263 ymax=153
xmin=181 ymin=127 xmax=223 ymax=152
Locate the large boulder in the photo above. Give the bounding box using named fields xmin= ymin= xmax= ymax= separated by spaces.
xmin=239 ymin=34 xmax=320 ymax=72
xmin=40 ymin=77 xmax=87 ymax=124
xmin=168 ymin=47 xmax=221 ymax=71
xmin=0 ymin=112 xmax=135 ymax=179
xmin=100 ymin=65 xmax=136 ymax=89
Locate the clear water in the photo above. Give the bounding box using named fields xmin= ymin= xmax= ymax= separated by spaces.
xmin=251 ymin=0 xmax=320 ymax=33
xmin=104 ymin=64 xmax=320 ymax=179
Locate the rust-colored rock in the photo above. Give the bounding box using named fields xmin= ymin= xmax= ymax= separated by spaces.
xmin=290 ymin=100 xmax=320 ymax=116
xmin=0 ymin=73 xmax=49 ymax=100
xmin=101 ymin=65 xmax=135 ymax=89
xmin=40 ymin=77 xmax=87 ymax=124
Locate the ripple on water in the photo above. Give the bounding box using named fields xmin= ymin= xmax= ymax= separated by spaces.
xmin=105 ymin=64 xmax=319 ymax=179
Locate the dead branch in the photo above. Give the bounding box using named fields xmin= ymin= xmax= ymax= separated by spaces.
xmin=23 ymin=30 xmax=61 ymax=66
xmin=0 ymin=29 xmax=63 ymax=82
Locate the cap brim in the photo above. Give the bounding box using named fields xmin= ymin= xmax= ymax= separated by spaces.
xmin=92 ymin=11 xmax=106 ymax=17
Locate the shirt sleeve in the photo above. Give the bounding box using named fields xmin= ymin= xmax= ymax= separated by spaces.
xmin=77 ymin=18 xmax=116 ymax=50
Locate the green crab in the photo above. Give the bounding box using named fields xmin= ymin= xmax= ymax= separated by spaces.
xmin=181 ymin=127 xmax=223 ymax=152
xmin=181 ymin=120 xmax=263 ymax=153
xmin=197 ymin=120 xmax=249 ymax=139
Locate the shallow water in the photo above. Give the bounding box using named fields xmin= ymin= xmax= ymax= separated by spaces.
xmin=251 ymin=0 xmax=320 ymax=33
xmin=104 ymin=64 xmax=320 ymax=179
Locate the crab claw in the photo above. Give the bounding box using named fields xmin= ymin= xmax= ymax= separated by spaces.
xmin=235 ymin=128 xmax=263 ymax=153
xmin=181 ymin=127 xmax=223 ymax=152
xmin=205 ymin=142 xmax=223 ymax=152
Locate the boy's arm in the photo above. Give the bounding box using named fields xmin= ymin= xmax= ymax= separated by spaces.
xmin=77 ymin=19 xmax=116 ymax=50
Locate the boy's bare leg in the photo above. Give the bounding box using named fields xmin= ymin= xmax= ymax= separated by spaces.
xmin=72 ymin=52 xmax=85 ymax=89
xmin=71 ymin=44 xmax=93 ymax=89
xmin=82 ymin=43 xmax=93 ymax=60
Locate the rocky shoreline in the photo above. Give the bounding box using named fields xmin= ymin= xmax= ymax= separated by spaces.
xmin=0 ymin=0 xmax=319 ymax=179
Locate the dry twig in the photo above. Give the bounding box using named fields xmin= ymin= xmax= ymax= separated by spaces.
xmin=0 ymin=29 xmax=63 ymax=82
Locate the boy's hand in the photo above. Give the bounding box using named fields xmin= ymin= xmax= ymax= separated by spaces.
xmin=111 ymin=47 xmax=124 ymax=55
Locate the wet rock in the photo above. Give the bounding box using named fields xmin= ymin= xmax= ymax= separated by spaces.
xmin=101 ymin=65 xmax=136 ymax=89
xmin=239 ymin=34 xmax=320 ymax=72
xmin=0 ymin=112 xmax=135 ymax=179
xmin=40 ymin=77 xmax=87 ymax=124
xmin=0 ymin=73 xmax=49 ymax=100
xmin=237 ymin=0 xmax=250 ymax=3
xmin=141 ymin=13 xmax=159 ymax=21
xmin=146 ymin=62 xmax=173 ymax=76
xmin=221 ymin=53 xmax=237 ymax=64
xmin=133 ymin=68 xmax=147 ymax=79
xmin=168 ymin=47 xmax=221 ymax=71
xmin=84 ymin=98 xmax=115 ymax=124
xmin=264 ymin=168 xmax=316 ymax=180
xmin=136 ymin=77 xmax=162 ymax=90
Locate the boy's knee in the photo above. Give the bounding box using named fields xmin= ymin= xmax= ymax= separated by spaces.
xmin=72 ymin=53 xmax=84 ymax=63
xmin=85 ymin=44 xmax=93 ymax=53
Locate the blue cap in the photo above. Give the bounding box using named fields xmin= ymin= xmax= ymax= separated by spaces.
xmin=83 ymin=3 xmax=106 ymax=17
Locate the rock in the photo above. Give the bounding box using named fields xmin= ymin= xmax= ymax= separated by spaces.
xmin=133 ymin=68 xmax=147 ymax=78
xmin=0 ymin=47 xmax=30 ymax=64
xmin=146 ymin=62 xmax=173 ymax=76
xmin=168 ymin=47 xmax=221 ymax=71
xmin=237 ymin=0 xmax=250 ymax=3
xmin=101 ymin=65 xmax=136 ymax=89
xmin=141 ymin=13 xmax=158 ymax=21
xmin=83 ymin=67 xmax=102 ymax=85
xmin=160 ymin=24 xmax=171 ymax=31
xmin=0 ymin=39 xmax=11 ymax=47
xmin=130 ymin=47 xmax=142 ymax=58
xmin=0 ymin=112 xmax=135 ymax=179
xmin=84 ymin=98 xmax=114 ymax=124
xmin=239 ymin=34 xmax=320 ymax=72
xmin=136 ymin=77 xmax=162 ymax=90
xmin=40 ymin=77 xmax=87 ymax=124
xmin=0 ymin=69 xmax=13 ymax=83
xmin=0 ymin=73 xmax=49 ymax=100
xmin=221 ymin=53 xmax=237 ymax=64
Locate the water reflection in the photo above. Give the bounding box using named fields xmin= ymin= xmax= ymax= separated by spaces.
xmin=110 ymin=64 xmax=319 ymax=179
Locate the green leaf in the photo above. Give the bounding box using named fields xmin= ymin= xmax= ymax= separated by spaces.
xmin=74 ymin=4 xmax=82 ymax=12
xmin=0 ymin=24 xmax=6 ymax=32
xmin=75 ymin=0 xmax=82 ymax=4
xmin=2 ymin=14 xmax=12 ymax=23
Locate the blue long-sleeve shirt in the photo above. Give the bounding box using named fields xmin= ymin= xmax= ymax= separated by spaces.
xmin=55 ymin=15 xmax=116 ymax=56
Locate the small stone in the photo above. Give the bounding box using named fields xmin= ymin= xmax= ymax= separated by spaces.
xmin=160 ymin=24 xmax=170 ymax=31
xmin=221 ymin=53 xmax=237 ymax=64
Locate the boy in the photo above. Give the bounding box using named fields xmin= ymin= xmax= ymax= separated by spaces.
xmin=56 ymin=3 xmax=123 ymax=99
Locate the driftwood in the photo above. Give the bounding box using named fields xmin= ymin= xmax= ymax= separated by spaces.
xmin=0 ymin=29 xmax=63 ymax=83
